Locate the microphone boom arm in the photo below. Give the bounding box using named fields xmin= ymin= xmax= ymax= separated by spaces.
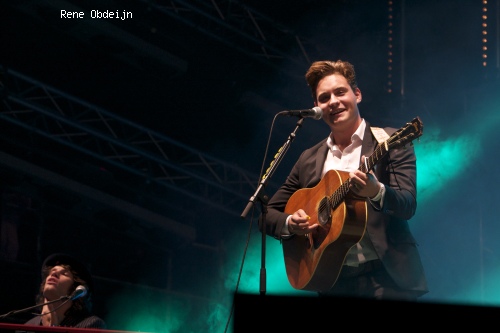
xmin=0 ymin=296 xmax=70 ymax=319
xmin=241 ymin=117 xmax=304 ymax=218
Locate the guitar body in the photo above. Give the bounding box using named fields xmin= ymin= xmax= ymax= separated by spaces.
xmin=283 ymin=169 xmax=368 ymax=292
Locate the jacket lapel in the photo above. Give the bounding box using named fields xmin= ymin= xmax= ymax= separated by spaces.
xmin=361 ymin=122 xmax=377 ymax=161
xmin=315 ymin=140 xmax=329 ymax=182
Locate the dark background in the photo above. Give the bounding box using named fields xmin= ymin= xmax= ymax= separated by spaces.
xmin=1 ymin=1 xmax=500 ymax=332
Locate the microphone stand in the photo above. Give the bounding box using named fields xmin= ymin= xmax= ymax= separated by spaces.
xmin=0 ymin=296 xmax=70 ymax=320
xmin=241 ymin=117 xmax=305 ymax=295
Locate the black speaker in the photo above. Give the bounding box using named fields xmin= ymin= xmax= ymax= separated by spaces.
xmin=233 ymin=293 xmax=500 ymax=331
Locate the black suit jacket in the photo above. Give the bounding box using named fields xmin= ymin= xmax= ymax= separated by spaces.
xmin=262 ymin=121 xmax=428 ymax=295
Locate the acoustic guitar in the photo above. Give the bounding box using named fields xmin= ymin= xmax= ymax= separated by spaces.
xmin=282 ymin=117 xmax=423 ymax=292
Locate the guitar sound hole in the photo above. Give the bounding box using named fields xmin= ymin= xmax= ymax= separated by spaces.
xmin=318 ymin=197 xmax=331 ymax=226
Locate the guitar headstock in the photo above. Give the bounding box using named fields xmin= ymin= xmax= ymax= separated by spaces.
xmin=388 ymin=117 xmax=423 ymax=149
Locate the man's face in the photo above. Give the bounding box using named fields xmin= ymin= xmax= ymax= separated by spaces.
xmin=315 ymin=73 xmax=362 ymax=130
xmin=43 ymin=265 xmax=75 ymax=301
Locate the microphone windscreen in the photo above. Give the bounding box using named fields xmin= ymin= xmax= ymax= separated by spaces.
xmin=71 ymin=285 xmax=87 ymax=300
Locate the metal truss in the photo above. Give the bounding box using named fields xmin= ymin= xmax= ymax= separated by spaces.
xmin=6 ymin=0 xmax=319 ymax=79
xmin=140 ymin=0 xmax=317 ymax=74
xmin=0 ymin=0 xmax=313 ymax=228
xmin=0 ymin=67 xmax=268 ymax=222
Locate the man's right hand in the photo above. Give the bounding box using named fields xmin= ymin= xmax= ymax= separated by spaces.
xmin=288 ymin=209 xmax=319 ymax=235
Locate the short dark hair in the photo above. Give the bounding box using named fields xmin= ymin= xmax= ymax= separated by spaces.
xmin=305 ymin=60 xmax=358 ymax=100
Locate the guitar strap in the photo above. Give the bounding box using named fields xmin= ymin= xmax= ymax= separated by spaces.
xmin=370 ymin=126 xmax=390 ymax=151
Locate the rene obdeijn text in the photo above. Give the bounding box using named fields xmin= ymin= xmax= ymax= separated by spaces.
xmin=60 ymin=10 xmax=133 ymax=20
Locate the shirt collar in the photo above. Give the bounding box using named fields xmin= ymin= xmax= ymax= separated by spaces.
xmin=326 ymin=119 xmax=366 ymax=151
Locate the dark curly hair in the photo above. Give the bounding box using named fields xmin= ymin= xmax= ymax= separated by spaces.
xmin=36 ymin=263 xmax=93 ymax=314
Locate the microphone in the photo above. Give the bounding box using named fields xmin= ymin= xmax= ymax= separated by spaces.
xmin=279 ymin=107 xmax=323 ymax=120
xmin=70 ymin=285 xmax=88 ymax=300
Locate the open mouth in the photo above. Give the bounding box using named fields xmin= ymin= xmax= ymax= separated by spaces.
xmin=46 ymin=278 xmax=58 ymax=285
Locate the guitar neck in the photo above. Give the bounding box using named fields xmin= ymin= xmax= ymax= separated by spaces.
xmin=332 ymin=142 xmax=389 ymax=206
xmin=358 ymin=142 xmax=388 ymax=173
